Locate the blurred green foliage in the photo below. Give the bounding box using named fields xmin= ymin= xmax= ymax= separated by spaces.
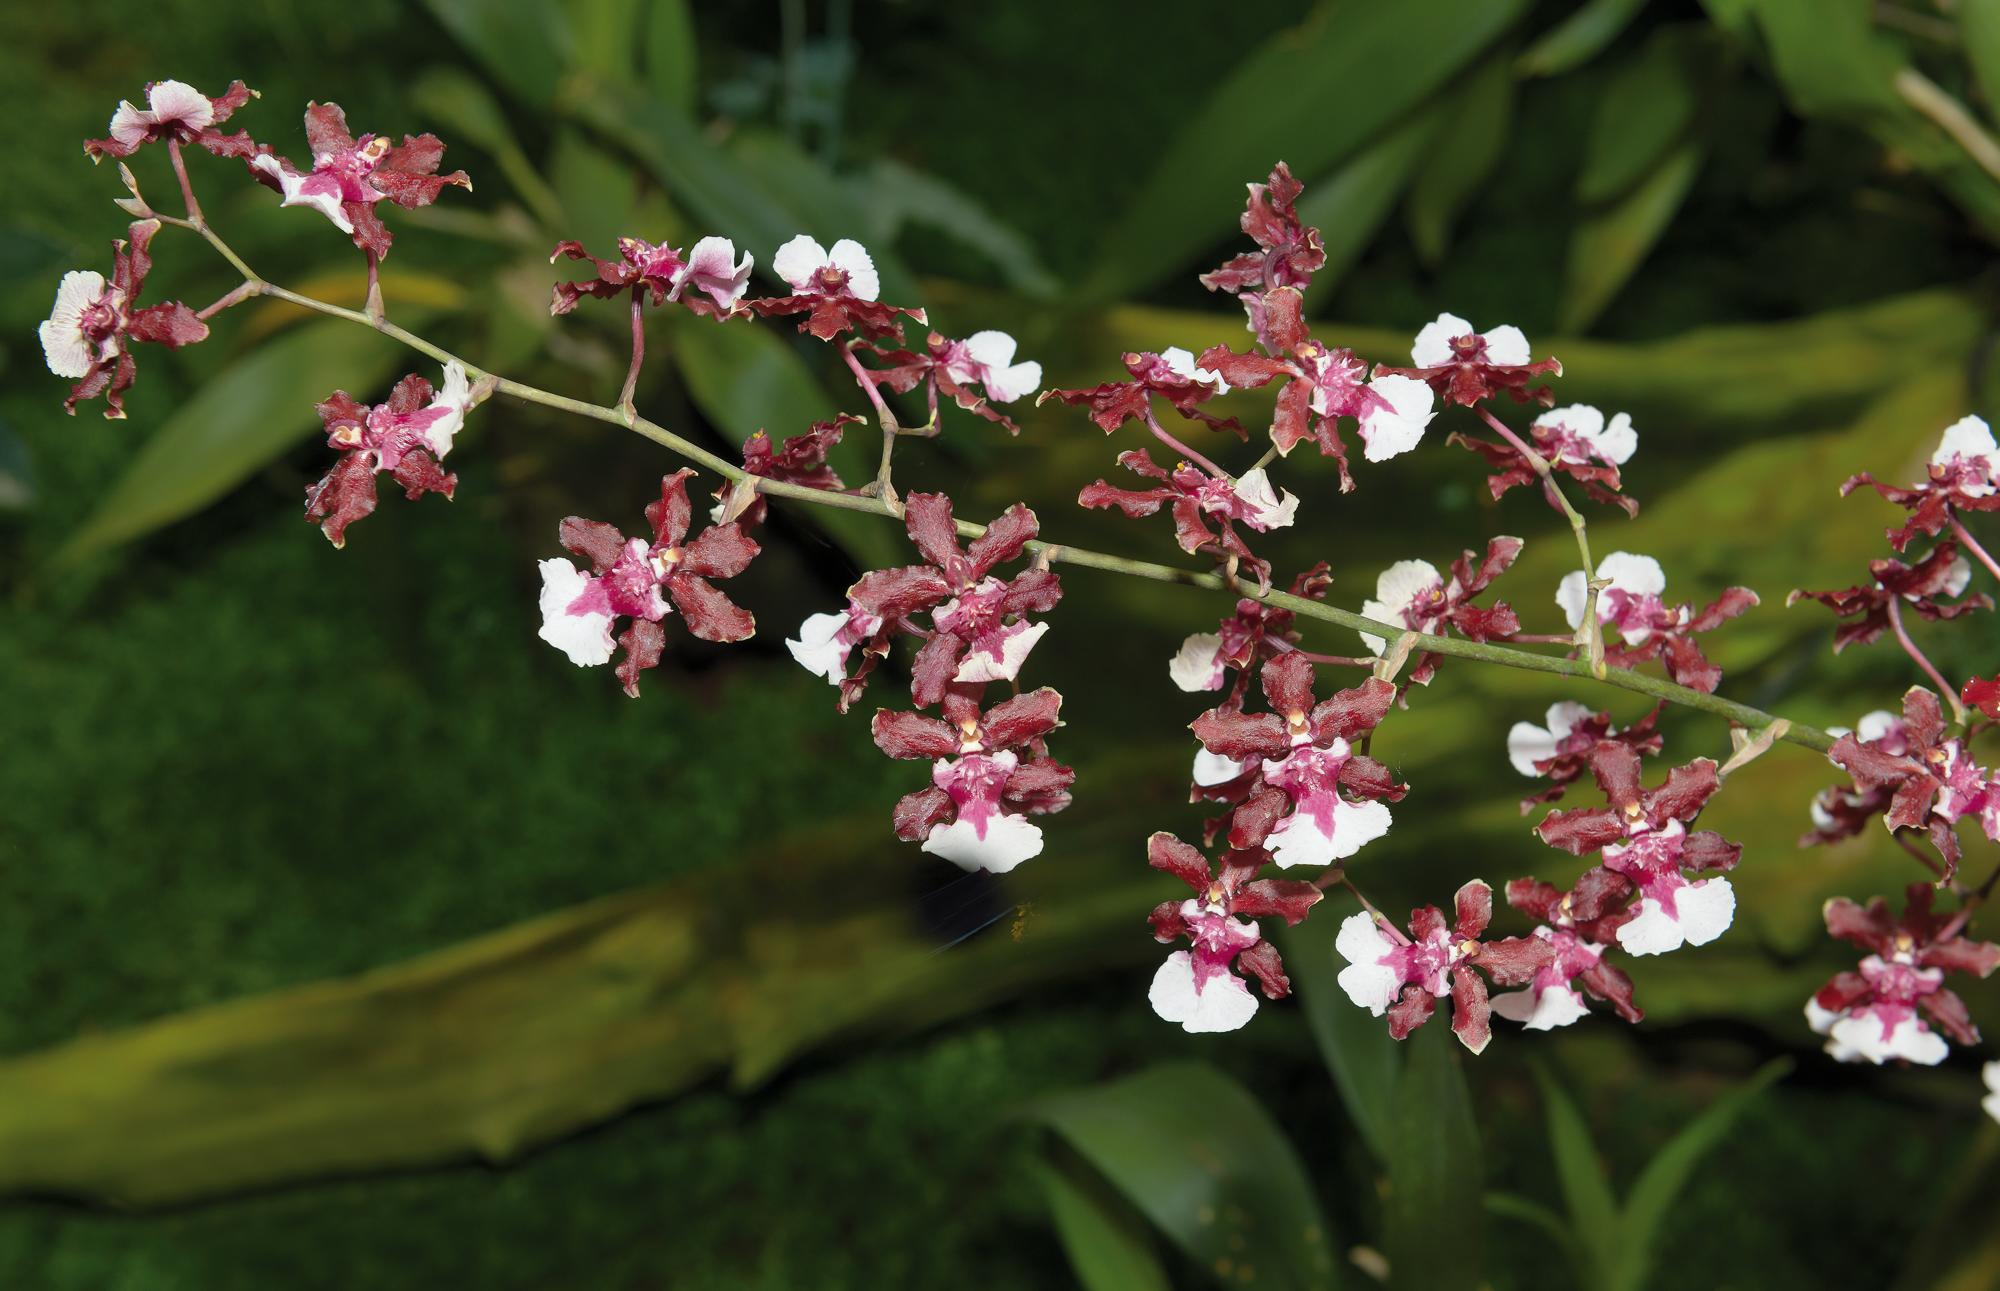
xmin=2 ymin=0 xmax=1999 ymax=1287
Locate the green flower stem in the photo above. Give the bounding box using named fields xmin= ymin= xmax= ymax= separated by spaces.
xmin=175 ymin=221 xmax=1834 ymax=757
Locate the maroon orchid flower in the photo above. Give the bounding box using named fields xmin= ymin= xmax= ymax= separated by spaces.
xmin=1448 ymin=402 xmax=1639 ymax=518
xmin=1840 ymin=415 xmax=2000 ymax=550
xmin=1038 ymin=347 xmax=1246 ymax=438
xmin=548 ymin=235 xmax=753 ymax=318
xmin=38 ymin=218 xmax=209 ymax=418
xmin=1825 ymin=687 xmax=1991 ymax=879
xmin=1190 ymin=654 xmax=1403 ymax=865
xmin=713 ymin=414 xmax=862 ymax=527
xmin=1355 ymin=538 xmax=1526 ymax=686
xmin=1169 ymin=564 xmax=1331 ymax=704
xmin=1334 ymin=880 xmax=1557 ymax=1054
xmin=747 ymin=234 xmax=925 ymax=342
xmin=85 ymin=79 xmax=259 ymax=162
xmin=1145 ymin=831 xmax=1322 ymax=1032
xmin=1198 ymin=162 xmax=1326 ymax=299
xmin=1599 ymin=588 xmax=1758 ymax=695
xmin=872 ymin=686 xmax=1072 ymax=873
xmin=1506 ymin=702 xmax=1665 ymax=813
xmin=1078 ymin=450 xmax=1298 ymax=584
xmin=1376 ymin=312 xmax=1563 ymax=408
xmin=1536 ymin=743 xmax=1741 ymax=956
xmin=858 ymin=330 xmax=1043 ymax=435
xmin=1808 ymin=884 xmax=2000 ymax=1064
xmin=1802 ymin=707 xmax=1910 ymax=848
xmin=1192 ymin=292 xmax=1437 ymax=490
xmin=844 ymin=494 xmax=1061 ymax=708
xmin=248 ymin=102 xmax=470 ymax=258
xmin=1500 ymin=869 xmax=1643 ymax=1026
xmin=1557 ymin=553 xmax=1757 ymax=694
xmin=536 ymin=470 xmax=760 ymax=697
xmin=305 ymin=362 xmax=471 ymax=548
xmin=1787 ymin=541 xmax=1990 ymax=652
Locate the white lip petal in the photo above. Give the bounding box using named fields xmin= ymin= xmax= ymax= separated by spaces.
xmin=1507 ymin=720 xmax=1559 ymax=777
xmin=1232 ymin=468 xmax=1298 ymax=530
xmin=1534 ymin=403 xmax=1604 ymax=439
xmin=1932 ymin=414 xmax=1996 ymax=468
xmin=1149 ymin=952 xmax=1259 ymax=1033
xmin=963 ymin=329 xmax=1018 ymax=369
xmin=1674 ymin=877 xmax=1736 ymax=947
xmin=684 ymin=235 xmax=754 ymax=308
xmin=1192 ymin=748 xmax=1249 ymax=787
xmin=1854 ymin=710 xmax=1900 ymax=743
xmin=423 ymin=361 xmax=471 ymax=458
xmin=535 ymin=559 xmax=617 ymax=666
xmin=827 ymin=238 xmax=879 ymax=301
xmin=39 ymin=270 xmax=108 ymax=378
xmin=982 ymin=360 xmax=1041 ymax=403
xmin=1334 ymin=912 xmax=1402 ymax=1014
xmin=1356 ymin=374 xmax=1435 ymax=461
xmin=149 ymin=80 xmax=214 ymax=127
xmin=785 ymin=610 xmax=852 ymax=683
xmin=1555 ymin=570 xmax=1590 ymax=630
xmin=1546 ymin=701 xmax=1594 ymax=740
xmin=1482 ymin=324 xmax=1530 ymax=366
xmin=1614 ymin=897 xmax=1685 ymax=957
xmin=1375 ymin=559 xmax=1443 ymax=620
xmin=952 ymin=620 xmax=1049 ymax=683
xmin=252 ymin=153 xmax=356 ymax=234
xmin=1596 ymin=551 xmax=1667 ymax=599
xmin=771 ymin=234 xmax=828 ymax=291
xmin=922 ymin=812 xmax=1043 ymax=873
xmin=1828 ymin=1013 xmax=1948 ymax=1066
xmin=1412 ymin=312 xmax=1470 ymax=366
xmin=1266 ymin=797 xmax=1391 ymax=869
xmin=1168 ymin=632 xmax=1225 ymax=692
xmin=1490 ymin=984 xmax=1588 ymax=1030
xmin=1594 ymin=411 xmax=1638 ymax=465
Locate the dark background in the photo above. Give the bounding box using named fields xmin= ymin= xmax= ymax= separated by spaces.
xmin=2 ymin=1 xmax=1997 ymax=1286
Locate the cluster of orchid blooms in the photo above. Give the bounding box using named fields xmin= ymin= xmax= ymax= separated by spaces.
xmin=39 ymin=82 xmax=2000 ymax=1103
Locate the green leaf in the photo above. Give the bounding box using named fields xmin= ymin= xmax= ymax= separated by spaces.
xmin=1385 ymin=1022 xmax=1482 ymax=1291
xmin=1406 ymin=52 xmax=1516 ymax=266
xmin=644 ymin=0 xmax=698 ymax=112
xmin=567 ymin=0 xmax=640 ymax=85
xmin=1083 ymin=0 xmax=1532 ymax=301
xmin=859 ymin=158 xmax=1061 ymax=298
xmin=59 ymin=320 xmax=422 ymax=562
xmin=1890 ymin=1122 xmax=2000 ymax=1291
xmin=1485 ymin=1191 xmax=1583 ymax=1271
xmin=566 ymin=83 xmax=918 ymax=304
xmin=1027 ymin=1062 xmax=1340 ymax=1291
xmin=551 ymin=127 xmax=641 ymax=251
xmin=1576 ymin=26 xmax=1707 ymax=205
xmin=1531 ymin=1065 xmax=1619 ymax=1288
xmin=1517 ymin=0 xmax=1653 ymax=77
xmin=1031 ymin=1155 xmax=1173 ymax=1291
xmin=1727 ymin=0 xmax=2000 ymax=237
xmin=420 ymin=0 xmax=574 ymax=109
xmin=1558 ymin=136 xmax=1704 ymax=332
xmin=410 ymin=66 xmax=566 ymax=233
xmin=1611 ymin=1058 xmax=1791 ymax=1291
xmin=1279 ymin=920 xmax=1402 ymax=1163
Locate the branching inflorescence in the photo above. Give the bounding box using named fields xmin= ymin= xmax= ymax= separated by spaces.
xmin=41 ymin=85 xmax=2000 ymax=1100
